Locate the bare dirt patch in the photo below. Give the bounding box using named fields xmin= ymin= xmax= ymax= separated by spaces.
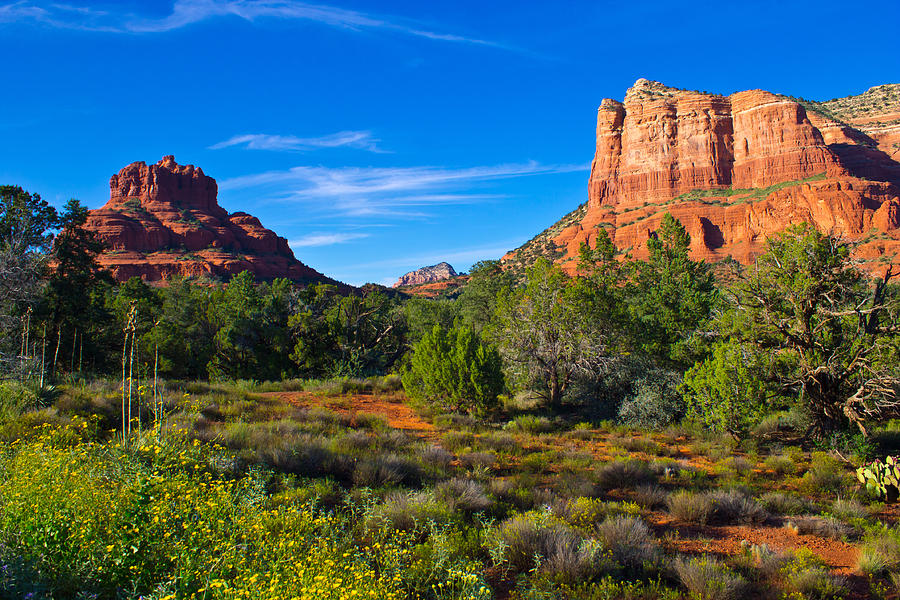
xmin=259 ymin=391 xmax=438 ymax=439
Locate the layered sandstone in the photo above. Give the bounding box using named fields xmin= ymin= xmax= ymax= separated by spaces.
xmin=506 ymin=79 xmax=900 ymax=274
xmin=85 ymin=156 xmax=341 ymax=285
xmin=393 ymin=262 xmax=458 ymax=288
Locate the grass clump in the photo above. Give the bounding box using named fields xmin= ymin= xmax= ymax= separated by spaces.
xmin=593 ymin=515 xmax=661 ymax=574
xmin=667 ymin=490 xmax=714 ymax=525
xmin=434 ymin=477 xmax=492 ymax=513
xmin=706 ymin=489 xmax=768 ymax=524
xmin=596 ymin=459 xmax=656 ymax=490
xmin=800 ymin=452 xmax=848 ymax=496
xmin=858 ymin=528 xmax=900 ymax=579
xmin=489 ymin=512 xmax=607 ymax=581
xmin=759 ymin=491 xmax=814 ymax=516
xmin=674 ymin=555 xmax=747 ymax=600
xmin=503 ymin=414 xmax=555 ymax=434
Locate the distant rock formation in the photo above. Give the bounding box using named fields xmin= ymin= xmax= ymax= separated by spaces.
xmin=503 ymin=80 xmax=900 ymax=276
xmin=84 ymin=156 xmax=343 ymax=286
xmin=393 ymin=262 xmax=458 ymax=287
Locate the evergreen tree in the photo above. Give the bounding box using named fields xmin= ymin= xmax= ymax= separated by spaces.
xmin=44 ymin=199 xmax=113 ymax=375
xmin=402 ymin=324 xmax=504 ymax=415
xmin=457 ymin=260 xmax=514 ymax=332
xmin=492 ymin=258 xmax=614 ymax=410
xmin=728 ymin=224 xmax=900 ymax=437
xmin=626 ymin=213 xmax=717 ymax=364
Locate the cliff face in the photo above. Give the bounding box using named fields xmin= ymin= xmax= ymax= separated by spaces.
xmin=507 ymin=79 xmax=900 ymax=273
xmin=393 ymin=262 xmax=458 ymax=288
xmin=85 ymin=156 xmax=339 ymax=285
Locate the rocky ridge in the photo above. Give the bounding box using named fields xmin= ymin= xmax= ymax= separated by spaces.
xmin=85 ymin=156 xmax=340 ymax=286
xmin=504 ymin=79 xmax=900 ymax=274
xmin=393 ymin=262 xmax=458 ymax=288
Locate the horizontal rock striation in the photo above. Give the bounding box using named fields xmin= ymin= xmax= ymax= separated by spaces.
xmin=507 ymin=79 xmax=900 ymax=274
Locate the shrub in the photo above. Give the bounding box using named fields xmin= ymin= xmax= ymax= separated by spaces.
xmin=596 ymin=460 xmax=655 ymax=490
xmin=682 ymin=340 xmax=769 ymax=437
xmin=707 ymin=490 xmax=768 ymax=525
xmin=352 ymin=453 xmax=421 ymax=487
xmin=418 ymin=444 xmax=453 ymax=470
xmin=402 ymin=324 xmax=504 ymax=415
xmin=667 ymin=490 xmax=713 ymax=525
xmin=759 ymin=491 xmax=813 ymax=516
xmin=479 ymin=431 xmax=519 ymax=453
xmin=674 ymin=555 xmax=747 ymax=600
xmin=0 ymin=426 xmax=409 ymax=600
xmin=633 ymin=484 xmax=669 ymax=509
xmin=459 ymin=451 xmax=496 ymax=470
xmin=503 ymin=414 xmax=554 ymax=434
xmin=0 ymin=382 xmax=39 ymax=424
xmin=365 ymin=491 xmax=454 ymax=536
xmin=433 ymin=412 xmax=477 ymax=430
xmin=442 ymin=430 xmax=474 ymax=452
xmin=764 ymin=453 xmax=798 ymax=476
xmin=491 ymin=512 xmax=588 ymax=575
xmin=615 ymin=435 xmax=665 ymax=456
xmin=752 ymin=410 xmax=808 ymax=438
xmin=594 ymin=516 xmax=660 ymax=573
xmin=616 ymin=368 xmax=684 ymax=428
xmin=777 ymin=548 xmax=848 ymax=600
xmin=858 ymin=528 xmax=900 ymax=578
xmin=830 ymin=498 xmax=869 ymax=522
xmin=800 ymin=453 xmax=848 ymax=496
xmin=554 ymin=497 xmax=611 ymax=530
xmin=435 ymin=477 xmax=492 ymax=513
xmin=785 ymin=516 xmax=854 ymax=540
xmin=489 ymin=477 xmax=555 ymax=511
xmin=721 ymin=456 xmax=754 ymax=476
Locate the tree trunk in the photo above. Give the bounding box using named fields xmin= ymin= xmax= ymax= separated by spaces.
xmin=52 ymin=323 xmax=62 ymax=377
xmin=70 ymin=327 xmax=77 ymax=373
xmin=549 ymin=368 xmax=562 ymax=410
xmin=39 ymin=323 xmax=46 ymax=388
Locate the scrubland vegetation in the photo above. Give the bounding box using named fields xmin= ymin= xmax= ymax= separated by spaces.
xmin=4 ymin=184 xmax=900 ymax=598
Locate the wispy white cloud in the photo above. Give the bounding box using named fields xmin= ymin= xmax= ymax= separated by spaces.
xmin=0 ymin=0 xmax=507 ymax=48
xmin=220 ymin=161 xmax=587 ymax=218
xmin=289 ymin=232 xmax=369 ymax=247
xmin=210 ymin=130 xmax=383 ymax=152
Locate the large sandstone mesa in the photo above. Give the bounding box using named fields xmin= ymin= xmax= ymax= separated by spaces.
xmin=505 ymin=80 xmax=900 ymax=274
xmin=393 ymin=262 xmax=458 ymax=288
xmin=85 ymin=156 xmax=340 ymax=285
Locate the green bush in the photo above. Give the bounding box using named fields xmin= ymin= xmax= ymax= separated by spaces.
xmin=616 ymin=368 xmax=684 ymax=428
xmin=0 ymin=381 xmax=38 ymax=424
xmin=402 ymin=324 xmax=504 ymax=415
xmin=682 ymin=340 xmax=769 ymax=437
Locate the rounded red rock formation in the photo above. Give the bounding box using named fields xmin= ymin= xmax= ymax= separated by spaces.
xmin=85 ymin=156 xmax=344 ymax=287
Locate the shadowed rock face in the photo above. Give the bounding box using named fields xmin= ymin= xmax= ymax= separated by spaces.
xmin=85 ymin=156 xmax=339 ymax=285
xmin=393 ymin=262 xmax=458 ymax=287
xmin=505 ymin=80 xmax=900 ymax=275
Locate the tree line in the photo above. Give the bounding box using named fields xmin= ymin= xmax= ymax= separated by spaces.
xmin=2 ymin=183 xmax=899 ymax=444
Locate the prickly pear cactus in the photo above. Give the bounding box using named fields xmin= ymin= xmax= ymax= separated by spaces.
xmin=856 ymin=456 xmax=900 ymax=500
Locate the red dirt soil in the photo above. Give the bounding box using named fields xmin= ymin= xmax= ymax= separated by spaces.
xmin=259 ymin=391 xmax=437 ymax=439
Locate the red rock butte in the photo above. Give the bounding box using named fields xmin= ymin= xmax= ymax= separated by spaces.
xmin=504 ymin=79 xmax=900 ymax=274
xmin=85 ymin=156 xmax=341 ymax=286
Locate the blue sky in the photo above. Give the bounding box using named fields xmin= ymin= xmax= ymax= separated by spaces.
xmin=1 ymin=0 xmax=898 ymax=286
